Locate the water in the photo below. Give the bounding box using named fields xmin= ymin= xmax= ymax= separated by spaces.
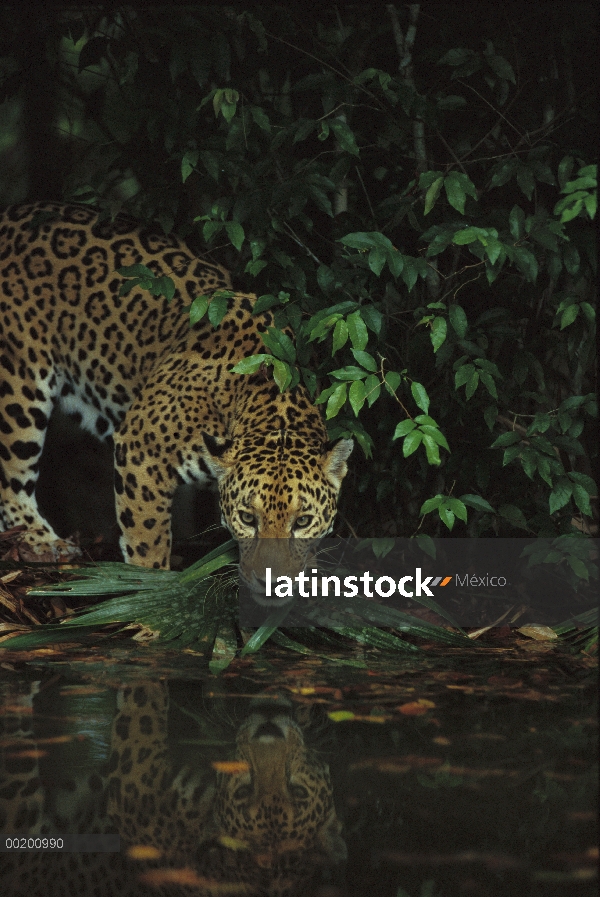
xmin=0 ymin=640 xmax=596 ymax=896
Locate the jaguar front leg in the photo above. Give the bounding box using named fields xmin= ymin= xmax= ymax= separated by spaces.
xmin=113 ymin=422 xmax=179 ymax=568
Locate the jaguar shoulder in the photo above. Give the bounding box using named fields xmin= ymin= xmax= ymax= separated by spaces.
xmin=0 ymin=202 xmax=352 ymax=582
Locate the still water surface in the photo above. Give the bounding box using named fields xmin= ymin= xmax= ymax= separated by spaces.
xmin=0 ymin=641 xmax=596 ymax=897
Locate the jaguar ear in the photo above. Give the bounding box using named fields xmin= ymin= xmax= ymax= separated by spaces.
xmin=322 ymin=438 xmax=353 ymax=490
xmin=202 ymin=432 xmax=234 ymax=480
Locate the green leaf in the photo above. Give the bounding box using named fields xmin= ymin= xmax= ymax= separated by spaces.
xmin=203 ymin=219 xmax=222 ymax=243
xmin=252 ymin=294 xmax=280 ymax=314
xmin=241 ymin=601 xmax=295 ymax=655
xmin=549 ymin=479 xmax=573 ymax=514
xmin=536 ymin=456 xmax=553 ymax=487
xmin=420 ymin=495 xmax=443 ymax=514
xmin=455 ymin=363 xmax=475 ymax=389
xmin=317 ymin=264 xmax=335 ymax=293
xmin=402 ymin=429 xmax=423 ymax=457
xmin=272 ymin=358 xmax=292 ymax=392
xmin=346 ymin=311 xmax=369 ymax=350
xmin=438 ymin=505 xmax=455 ymax=530
xmin=516 ymin=165 xmax=535 ymax=200
xmin=400 ymin=256 xmax=419 ymax=292
xmin=503 ymin=445 xmax=523 ymax=466
xmin=339 ymin=231 xmax=379 ymax=250
xmin=301 ymin=367 xmax=317 ymax=397
xmin=563 ymin=175 xmax=597 ymax=192
xmin=332 ymin=319 xmax=349 ymax=353
xmin=449 ymin=304 xmax=468 ymax=338
xmin=490 ymin=159 xmax=518 ymax=188
xmin=491 ymin=431 xmax=522 ymax=448
xmin=385 ymin=371 xmax=401 ymax=395
xmin=583 ymin=193 xmax=597 ymax=218
xmin=189 ymin=295 xmax=209 ymax=325
xmin=418 ymin=425 xmax=450 ymax=452
xmin=349 ymin=379 xmax=367 ymax=416
xmin=451 ymin=226 xmax=482 ymax=245
xmin=568 ymin=471 xmax=597 ymax=495
xmin=424 ymin=176 xmax=444 ymax=215
xmin=444 ymin=172 xmax=467 ymax=214
xmin=393 ymin=419 xmax=417 ymax=439
xmin=118 ymin=278 xmax=141 ymax=296
xmin=309 ymin=185 xmax=333 ymax=216
xmin=368 ymin=247 xmax=387 ymax=276
xmin=422 ymin=434 xmax=441 ymax=465
xmin=309 ymin=313 xmax=343 ymax=342
xmin=294 ymin=118 xmax=316 ymax=143
xmin=208 ymin=293 xmax=229 ymax=328
xmin=555 ymin=195 xmax=584 ymax=223
xmin=225 ymin=221 xmax=245 ymax=251
xmin=567 ymin=556 xmax=590 ymax=581
xmin=513 ymin=247 xmax=538 ymax=282
xmin=386 ymin=249 xmax=404 ymax=279
xmin=230 ymin=354 xmax=271 ymax=374
xmin=520 ymin=448 xmax=537 ymax=479
xmin=557 ymin=155 xmax=574 ymax=190
xmin=498 ymin=504 xmax=528 ymax=530
xmin=250 ymin=105 xmax=271 ymax=132
xmin=484 ymin=405 xmax=498 ymax=431
xmin=326 ymin=382 xmax=348 ymax=419
xmin=526 ymin=412 xmax=552 ymax=435
xmin=364 ymin=374 xmax=381 ymax=406
xmin=152 ymin=276 xmax=176 ymax=302
xmin=360 ymin=305 xmax=383 ymax=335
xmin=329 ymin=118 xmax=360 ymax=155
xmin=351 ymin=349 xmax=378 ymax=372
xmin=431 ymin=316 xmax=447 ymax=352
xmin=118 ymin=264 xmax=155 ymax=278
xmin=260 ymin=328 xmax=296 ymax=363
xmin=465 ymin=369 xmax=479 ymax=400
xmin=199 ymin=151 xmax=220 ymax=181
xmin=479 ymin=371 xmax=498 ymax=399
xmin=181 ymin=148 xmax=199 ymax=183
xmin=411 ymin=381 xmax=430 ymax=413
xmin=486 ymin=54 xmax=516 ymax=83
xmin=460 ymin=494 xmax=495 ymax=513
xmin=509 ymin=205 xmax=525 ymax=239
xmin=571 ymin=484 xmax=592 ymax=516
xmin=560 ymin=305 xmax=579 ymax=329
xmin=329 ymin=365 xmax=369 ymax=381
xmin=414 ymin=415 xmax=439 ymax=427
xmin=446 ymin=498 xmax=468 ymax=521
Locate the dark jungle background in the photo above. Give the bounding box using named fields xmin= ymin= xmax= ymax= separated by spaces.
xmin=0 ymin=3 xmax=596 ymax=558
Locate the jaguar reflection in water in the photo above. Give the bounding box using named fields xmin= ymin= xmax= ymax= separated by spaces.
xmin=0 ymin=680 xmax=347 ymax=897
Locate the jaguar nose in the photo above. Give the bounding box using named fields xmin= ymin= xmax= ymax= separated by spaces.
xmin=253 ymin=721 xmax=285 ymax=740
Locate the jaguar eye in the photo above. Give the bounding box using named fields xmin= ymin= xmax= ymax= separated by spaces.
xmin=290 ymin=784 xmax=309 ymax=800
xmin=294 ymin=515 xmax=312 ymax=529
xmin=233 ymin=784 xmax=253 ymax=801
xmin=239 ymin=511 xmax=256 ymax=526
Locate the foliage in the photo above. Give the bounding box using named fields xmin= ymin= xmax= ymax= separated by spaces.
xmin=0 ymin=5 xmax=596 ymax=543
xmin=1 ymin=542 xmax=473 ymax=664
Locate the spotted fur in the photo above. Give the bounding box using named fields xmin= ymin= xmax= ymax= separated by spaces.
xmin=0 ymin=203 xmax=352 ymax=580
xmin=0 ymin=680 xmax=346 ymax=897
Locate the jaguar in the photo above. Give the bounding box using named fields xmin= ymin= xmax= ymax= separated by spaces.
xmin=0 ymin=203 xmax=352 ymax=588
xmin=0 ymin=678 xmax=346 ymax=896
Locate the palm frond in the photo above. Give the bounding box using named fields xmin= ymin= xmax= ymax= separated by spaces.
xmin=1 ymin=538 xmax=475 ymax=661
